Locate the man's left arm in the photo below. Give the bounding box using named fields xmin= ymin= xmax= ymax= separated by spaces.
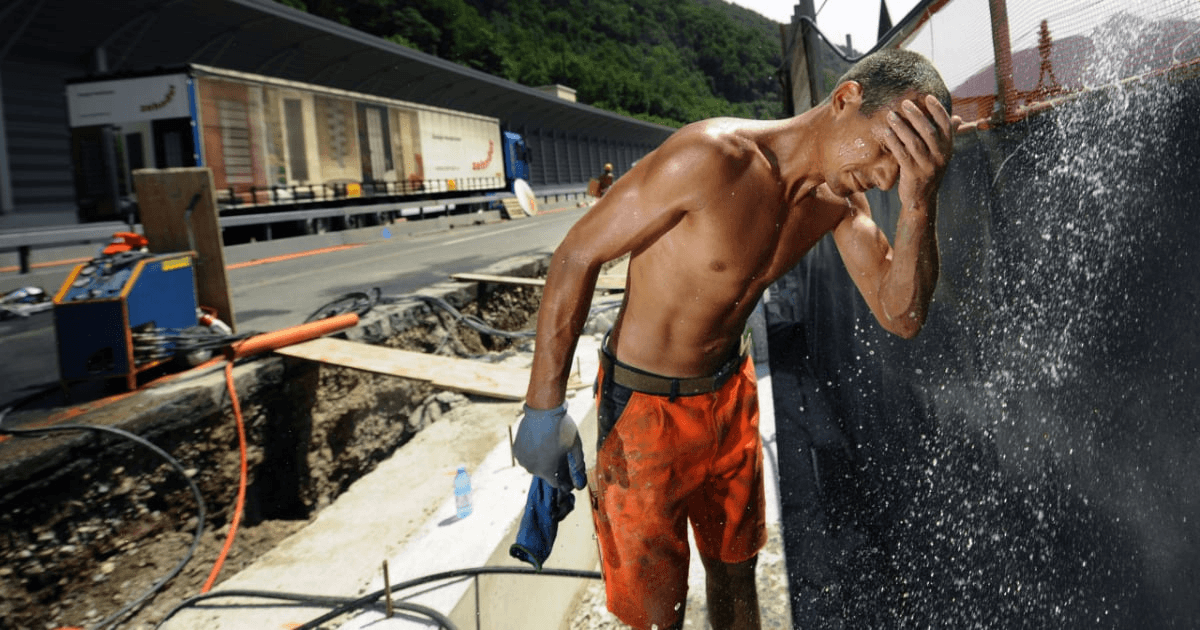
xmin=834 ymin=95 xmax=959 ymax=338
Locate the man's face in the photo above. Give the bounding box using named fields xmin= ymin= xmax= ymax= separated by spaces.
xmin=825 ymin=90 xmax=924 ymax=197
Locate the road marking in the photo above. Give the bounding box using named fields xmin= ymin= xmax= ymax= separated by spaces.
xmin=226 ymin=244 xmax=367 ymax=270
xmin=229 ymin=215 xmax=574 ymax=291
xmin=233 ymin=262 xmax=422 ymax=293
xmin=443 ymin=223 xmax=535 ymax=246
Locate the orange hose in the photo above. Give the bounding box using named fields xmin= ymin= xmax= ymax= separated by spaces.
xmin=199 ymin=313 xmax=357 ymax=593
xmin=201 ymin=360 xmax=248 ymax=593
xmin=231 ymin=312 xmax=359 ymax=359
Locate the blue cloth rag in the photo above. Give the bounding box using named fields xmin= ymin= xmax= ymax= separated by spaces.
xmin=509 ymin=476 xmax=576 ymax=571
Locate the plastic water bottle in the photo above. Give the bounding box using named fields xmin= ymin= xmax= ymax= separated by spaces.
xmin=454 ymin=466 xmax=473 ymax=519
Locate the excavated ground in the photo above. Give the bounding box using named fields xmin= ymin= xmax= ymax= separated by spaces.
xmin=0 ymin=278 xmax=546 ymax=630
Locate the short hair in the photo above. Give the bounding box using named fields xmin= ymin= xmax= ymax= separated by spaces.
xmin=836 ymin=49 xmax=951 ymax=117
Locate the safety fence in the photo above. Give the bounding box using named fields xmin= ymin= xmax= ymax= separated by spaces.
xmin=902 ymin=0 xmax=1200 ymax=127
xmin=217 ymin=177 xmax=507 ymax=209
xmin=0 ymin=183 xmax=587 ymax=274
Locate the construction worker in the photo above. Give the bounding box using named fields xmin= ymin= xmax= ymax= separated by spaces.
xmin=597 ymin=163 xmax=615 ymax=197
xmin=514 ymin=49 xmax=959 ymax=630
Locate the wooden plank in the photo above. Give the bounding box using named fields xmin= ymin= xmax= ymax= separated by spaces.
xmin=451 ymin=272 xmax=626 ymax=291
xmin=132 ymin=167 xmax=237 ymax=333
xmin=275 ymin=337 xmax=529 ymax=400
xmin=452 ymin=272 xmax=544 ymax=287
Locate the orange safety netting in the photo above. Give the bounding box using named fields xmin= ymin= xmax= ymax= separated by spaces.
xmin=898 ymin=0 xmax=1200 ymax=124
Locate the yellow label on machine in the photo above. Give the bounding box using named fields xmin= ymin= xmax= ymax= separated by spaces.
xmin=346 ymin=182 xmax=362 ymax=198
xmin=162 ymin=257 xmax=191 ymax=272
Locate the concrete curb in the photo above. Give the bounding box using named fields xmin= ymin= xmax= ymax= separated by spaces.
xmin=158 ymin=338 xmax=602 ymax=630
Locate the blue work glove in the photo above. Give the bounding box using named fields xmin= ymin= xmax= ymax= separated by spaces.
xmin=509 ymin=476 xmax=576 ymax=571
xmin=513 ymin=403 xmax=587 ymax=491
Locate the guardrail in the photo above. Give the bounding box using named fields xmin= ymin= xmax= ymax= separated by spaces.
xmin=0 ymin=185 xmax=588 ymax=274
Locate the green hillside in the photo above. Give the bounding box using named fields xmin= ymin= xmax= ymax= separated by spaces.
xmin=277 ymin=0 xmax=786 ymax=127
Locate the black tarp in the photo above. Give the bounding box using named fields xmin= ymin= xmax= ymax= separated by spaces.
xmin=767 ymin=54 xmax=1200 ymax=630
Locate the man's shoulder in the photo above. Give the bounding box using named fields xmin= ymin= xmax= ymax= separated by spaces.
xmin=662 ymin=119 xmax=761 ymax=167
xmin=675 ymin=118 xmax=757 ymax=144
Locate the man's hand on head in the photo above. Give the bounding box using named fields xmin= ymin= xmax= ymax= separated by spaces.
xmin=883 ymin=94 xmax=962 ymax=209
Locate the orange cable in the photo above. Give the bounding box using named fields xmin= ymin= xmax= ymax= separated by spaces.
xmin=200 ymin=359 xmax=249 ymax=593
xmin=198 ymin=314 xmax=356 ymax=593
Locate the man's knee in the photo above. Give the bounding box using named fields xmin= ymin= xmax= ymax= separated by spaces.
xmin=701 ymin=554 xmax=758 ymax=583
xmin=701 ymin=554 xmax=761 ymax=630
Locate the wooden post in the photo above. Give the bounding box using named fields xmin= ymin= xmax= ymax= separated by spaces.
xmin=133 ymin=167 xmax=237 ymax=333
xmin=382 ymin=559 xmax=394 ymax=618
xmin=989 ymin=0 xmax=1017 ymax=124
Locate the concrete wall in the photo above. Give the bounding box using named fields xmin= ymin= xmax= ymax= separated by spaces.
xmin=767 ymin=59 xmax=1200 ymax=628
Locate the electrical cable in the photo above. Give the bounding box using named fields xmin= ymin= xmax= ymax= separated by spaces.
xmin=308 ymin=285 xmax=621 ymax=363
xmin=155 ymin=589 xmax=456 ymax=629
xmin=200 ymin=358 xmax=249 ymax=593
xmin=152 ymin=566 xmax=601 ymax=629
xmin=292 ymin=566 xmax=603 ymax=630
xmin=131 ymin=327 xmax=252 ymax=363
xmin=1 ymin=315 xmax=352 ymax=626
xmin=308 ymin=288 xmax=539 ymax=346
xmin=303 ymin=290 xmax=377 ymax=323
xmin=0 ymin=406 xmax=207 ymax=630
xmin=382 ymin=293 xmax=537 ymax=340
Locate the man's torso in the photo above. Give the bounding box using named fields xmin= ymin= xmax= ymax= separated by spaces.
xmin=611 ymin=121 xmax=848 ymax=377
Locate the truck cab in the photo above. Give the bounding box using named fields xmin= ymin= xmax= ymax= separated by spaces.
xmin=501 ymin=131 xmax=532 ymax=186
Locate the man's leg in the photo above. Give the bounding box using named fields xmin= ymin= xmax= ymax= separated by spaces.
xmin=701 ymin=554 xmax=761 ymax=630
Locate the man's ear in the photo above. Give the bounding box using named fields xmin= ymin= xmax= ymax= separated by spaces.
xmin=831 ymin=81 xmax=864 ymax=116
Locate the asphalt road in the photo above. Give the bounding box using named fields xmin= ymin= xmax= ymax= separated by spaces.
xmin=0 ymin=205 xmax=586 ymax=411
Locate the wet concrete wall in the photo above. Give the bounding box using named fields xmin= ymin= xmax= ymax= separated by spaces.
xmin=766 ymin=74 xmax=1200 ymax=627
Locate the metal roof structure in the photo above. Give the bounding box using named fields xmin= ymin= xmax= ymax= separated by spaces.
xmin=0 ymin=0 xmax=676 ymax=226
xmin=5 ymin=0 xmax=675 ymax=142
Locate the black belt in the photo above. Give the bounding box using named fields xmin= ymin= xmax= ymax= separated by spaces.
xmin=599 ymin=333 xmax=750 ymax=397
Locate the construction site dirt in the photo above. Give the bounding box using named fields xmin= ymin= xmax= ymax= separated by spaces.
xmin=0 ymin=259 xmax=552 ymax=630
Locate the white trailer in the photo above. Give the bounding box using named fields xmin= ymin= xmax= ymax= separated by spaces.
xmin=65 ymin=64 xmax=509 ymax=222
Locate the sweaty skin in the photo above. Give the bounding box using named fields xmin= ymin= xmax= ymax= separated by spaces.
xmin=527 ymin=81 xmax=958 ymax=630
xmin=527 ymin=82 xmax=959 ymax=410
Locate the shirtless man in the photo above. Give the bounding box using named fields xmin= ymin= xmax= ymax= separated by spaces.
xmin=513 ymin=49 xmax=959 ymax=630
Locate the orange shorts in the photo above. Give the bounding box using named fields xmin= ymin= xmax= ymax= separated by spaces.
xmin=590 ymin=349 xmax=766 ymax=628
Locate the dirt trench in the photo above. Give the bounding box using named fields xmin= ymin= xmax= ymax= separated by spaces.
xmin=0 ymin=277 xmax=546 ymax=630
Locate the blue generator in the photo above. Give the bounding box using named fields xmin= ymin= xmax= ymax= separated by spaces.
xmin=54 ymin=252 xmax=199 ymax=390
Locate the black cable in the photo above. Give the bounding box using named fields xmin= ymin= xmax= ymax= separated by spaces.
xmin=154 ymin=589 xmax=455 ymax=629
xmin=293 ymin=566 xmax=603 ymax=630
xmin=309 ymin=284 xmax=618 ymax=360
xmin=306 ymin=288 xmax=538 ymax=341
xmin=0 ymin=406 xmax=207 ymax=630
xmin=132 ymin=327 xmax=253 ymax=362
xmin=386 ymin=293 xmax=537 ymax=340
xmin=152 ymin=566 xmax=601 ymax=629
xmin=303 ymin=290 xmax=378 ymax=323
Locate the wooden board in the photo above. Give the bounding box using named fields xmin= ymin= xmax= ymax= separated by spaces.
xmin=451 ymin=272 xmax=626 ymax=291
xmin=275 ymin=337 xmax=529 ymax=400
xmin=132 ymin=168 xmax=237 ymax=332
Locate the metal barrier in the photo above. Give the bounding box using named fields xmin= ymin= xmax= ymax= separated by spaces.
xmin=0 ymin=185 xmax=588 ymax=274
